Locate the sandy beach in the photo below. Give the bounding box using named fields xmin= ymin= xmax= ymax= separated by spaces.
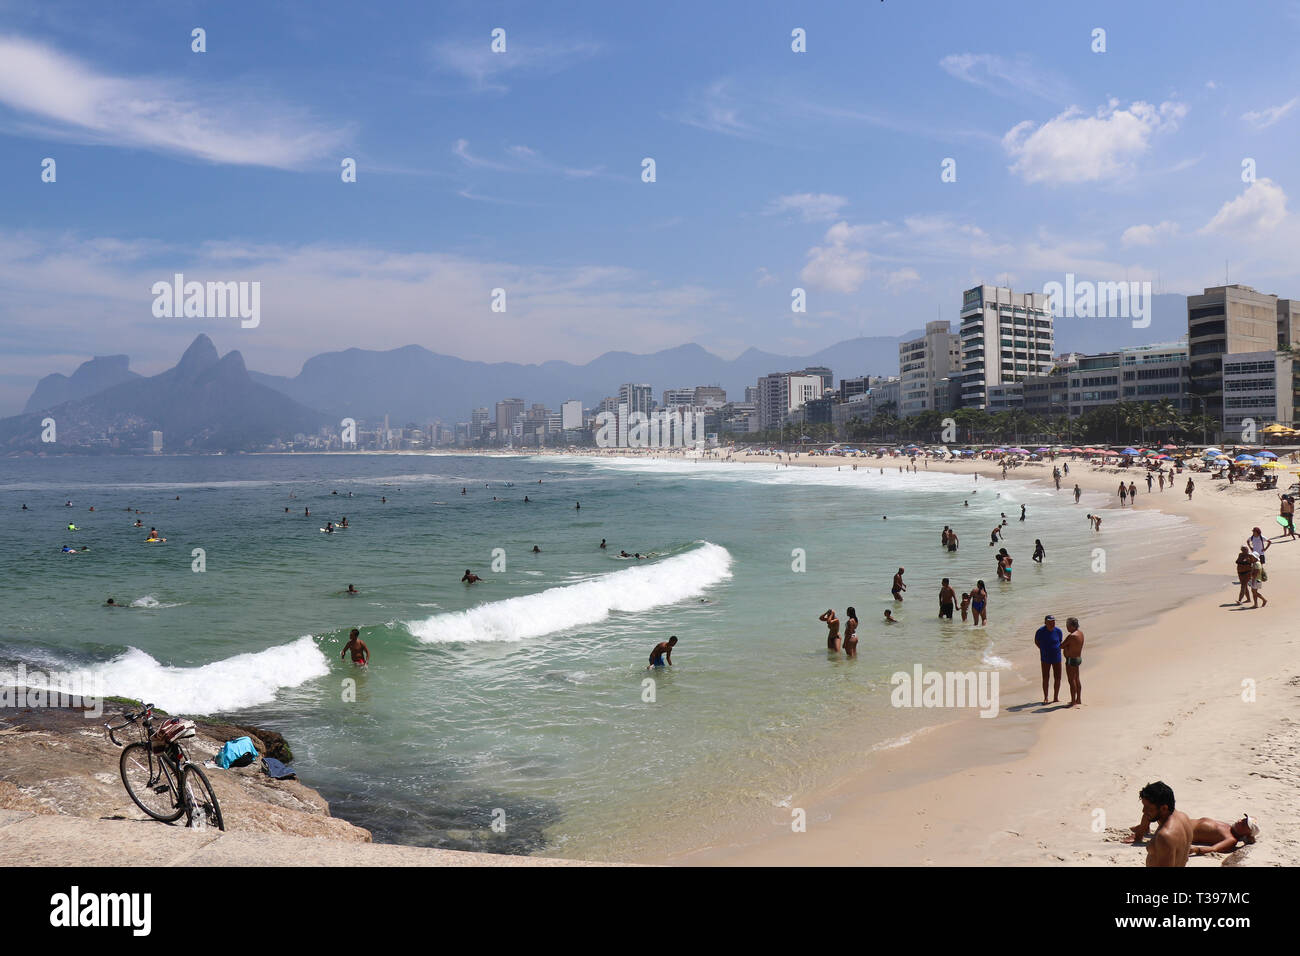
xmin=528 ymin=447 xmax=1299 ymax=866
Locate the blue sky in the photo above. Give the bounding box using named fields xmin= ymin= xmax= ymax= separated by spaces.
xmin=2 ymin=0 xmax=1299 ymax=413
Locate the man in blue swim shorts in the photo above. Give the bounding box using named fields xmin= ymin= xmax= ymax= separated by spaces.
xmin=1034 ymin=614 xmax=1063 ymax=704
xmin=648 ymin=635 xmax=678 ymax=669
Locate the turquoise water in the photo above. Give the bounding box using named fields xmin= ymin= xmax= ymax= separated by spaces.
xmin=0 ymin=453 xmax=1197 ymax=860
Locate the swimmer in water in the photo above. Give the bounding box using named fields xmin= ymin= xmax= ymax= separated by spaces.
xmin=599 ymin=539 xmax=607 ymax=549
xmin=462 ymin=569 xmax=482 ymax=583
xmin=647 ymin=635 xmax=678 ymax=669
xmin=105 ymin=597 xmax=123 ymax=607
xmin=532 ymin=545 xmax=541 ymax=553
xmin=345 ymin=584 xmax=358 ymax=595
xmin=883 ymin=610 xmax=896 ymax=624
xmin=524 ymin=496 xmax=530 ymax=502
xmin=341 ymin=628 xmax=370 ymax=666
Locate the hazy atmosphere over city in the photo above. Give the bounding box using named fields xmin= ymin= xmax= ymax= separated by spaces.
xmin=3 ymin=0 xmax=1300 ymax=417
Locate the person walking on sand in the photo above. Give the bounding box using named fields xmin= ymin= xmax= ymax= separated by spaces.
xmin=1235 ymin=546 xmax=1255 ymax=604
xmin=1073 ymin=484 xmax=1081 ymax=504
xmin=1248 ymin=526 xmax=1270 ymax=564
xmin=1019 ymin=503 xmax=1026 ymax=522
xmin=970 ymin=581 xmax=988 ymax=626
xmin=1034 ymin=614 xmax=1063 ymax=704
xmin=1158 ymin=472 xmax=1165 ymax=492
xmin=1146 ymin=472 xmax=1153 ymax=492
xmin=1279 ymin=494 xmax=1296 ymax=538
xmin=843 ymin=607 xmax=859 ymax=658
xmin=1129 ymin=480 xmax=1137 ymax=501
xmin=819 ymin=609 xmax=842 ymax=652
xmin=1062 ymin=617 xmax=1084 ymax=707
xmin=1185 ymin=477 xmax=1194 ymax=500
xmin=938 ymin=579 xmax=956 ymax=619
xmin=1119 ymin=481 xmax=1128 ymax=505
xmin=1249 ymin=552 xmax=1268 ymax=608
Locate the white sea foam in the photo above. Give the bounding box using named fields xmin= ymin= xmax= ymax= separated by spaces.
xmin=408 ymin=542 xmax=733 ymax=644
xmin=129 ymin=595 xmax=183 ymax=609
xmin=74 ymin=635 xmax=328 ymax=714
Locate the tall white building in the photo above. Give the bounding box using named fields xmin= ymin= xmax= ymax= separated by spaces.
xmin=619 ymin=383 xmax=653 ymax=417
xmin=899 ymin=320 xmax=962 ymax=417
xmin=561 ymin=400 xmax=583 ymax=431
xmin=757 ymin=372 xmax=823 ymax=430
xmin=662 ymin=388 xmax=695 ymax=407
xmin=958 ymin=285 xmax=1055 ymax=409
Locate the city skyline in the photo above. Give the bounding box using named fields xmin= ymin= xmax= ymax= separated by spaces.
xmin=3 ymin=1 xmax=1300 ymax=414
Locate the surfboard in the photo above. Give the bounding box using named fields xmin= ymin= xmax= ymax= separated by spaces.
xmin=1276 ymin=515 xmax=1291 ymax=528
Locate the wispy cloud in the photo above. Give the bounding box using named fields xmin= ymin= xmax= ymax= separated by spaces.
xmin=800 ymin=222 xmax=871 ymax=293
xmin=764 ymin=193 xmax=848 ymax=222
xmin=0 ymin=35 xmax=349 ymax=168
xmin=1242 ymin=97 xmax=1298 ymax=129
xmin=1121 ymin=221 xmax=1180 ymax=246
xmin=672 ymin=78 xmax=758 ymax=138
xmin=1003 ymin=99 xmax=1188 ymax=184
xmin=940 ymin=53 xmax=1069 ymax=101
xmin=430 ymin=36 xmax=601 ymax=93
xmin=454 ymin=139 xmax=612 ymax=180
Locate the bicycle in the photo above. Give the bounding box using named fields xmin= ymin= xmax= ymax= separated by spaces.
xmin=106 ymin=703 xmax=225 ymax=831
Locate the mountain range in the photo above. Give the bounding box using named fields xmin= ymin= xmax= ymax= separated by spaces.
xmin=2 ymin=336 xmax=326 ymax=452
xmin=5 ymin=295 xmax=1195 ymax=450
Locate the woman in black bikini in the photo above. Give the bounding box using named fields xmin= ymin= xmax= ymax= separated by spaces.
xmin=819 ymin=609 xmax=841 ymax=653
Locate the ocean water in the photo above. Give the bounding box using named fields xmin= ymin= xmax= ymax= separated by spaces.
xmin=0 ymin=453 xmax=1199 ymax=860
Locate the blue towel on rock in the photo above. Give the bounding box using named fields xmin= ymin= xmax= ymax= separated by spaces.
xmin=263 ymin=756 xmax=297 ymax=780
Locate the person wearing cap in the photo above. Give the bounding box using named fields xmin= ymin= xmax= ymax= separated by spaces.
xmin=1033 ymin=614 xmax=1064 ymax=705
xmin=1189 ymin=814 xmax=1260 ymax=855
xmin=1247 ymin=526 xmax=1270 ymax=563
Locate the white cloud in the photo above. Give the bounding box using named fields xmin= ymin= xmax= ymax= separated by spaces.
xmin=884 ymin=268 xmax=921 ymax=291
xmin=1002 ymin=99 xmax=1188 ymax=183
xmin=939 ymin=53 xmax=1067 ymax=101
xmin=1121 ymin=221 xmax=1180 ymax=246
xmin=800 ymin=221 xmax=871 ymax=294
xmin=430 ymin=36 xmax=601 ymax=92
xmin=1200 ymin=178 xmax=1289 ymax=237
xmin=755 ymin=267 xmax=777 ymax=286
xmin=0 ymin=35 xmax=347 ymax=168
xmin=764 ymin=193 xmax=848 ymax=222
xmin=1242 ymin=98 xmax=1298 ymax=129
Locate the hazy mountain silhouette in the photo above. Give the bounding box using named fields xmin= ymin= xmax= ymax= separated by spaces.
xmin=23 ymin=355 xmax=140 ymax=413
xmin=1 ymin=335 xmax=326 ymax=452
xmin=249 ymin=336 xmax=907 ymax=422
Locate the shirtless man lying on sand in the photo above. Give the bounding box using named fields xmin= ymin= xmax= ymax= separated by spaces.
xmin=1132 ymin=805 xmax=1260 ymax=856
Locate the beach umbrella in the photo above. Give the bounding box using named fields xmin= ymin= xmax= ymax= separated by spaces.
xmin=1155 ymin=454 xmax=1172 ymax=460
xmin=1235 ymin=454 xmax=1258 ymax=461
xmin=1203 ymin=448 xmax=1223 ymax=455
xmin=1035 ymin=447 xmax=1049 ymax=452
xmin=1263 ymin=461 xmax=1285 ymax=469
xmin=1259 ymin=451 xmax=1278 ymax=459
xmin=1162 ymin=444 xmax=1178 ymax=450
xmin=1121 ymin=447 xmax=1139 ymax=456
xmin=1068 ymin=447 xmax=1084 ymax=453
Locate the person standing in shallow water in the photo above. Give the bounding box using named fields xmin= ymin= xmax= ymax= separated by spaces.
xmin=842 ymin=608 xmax=859 ymax=658
xmin=819 ymin=609 xmax=841 ymax=652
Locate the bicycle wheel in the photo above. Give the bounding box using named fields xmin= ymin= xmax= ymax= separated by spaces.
xmin=180 ymin=764 xmax=225 ymax=831
xmin=119 ymin=742 xmax=184 ymax=822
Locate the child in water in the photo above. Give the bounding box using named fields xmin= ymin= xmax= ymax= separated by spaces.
xmin=959 ymin=592 xmax=971 ymax=622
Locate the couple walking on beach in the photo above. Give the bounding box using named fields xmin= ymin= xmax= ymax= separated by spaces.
xmin=1033 ymin=614 xmax=1084 ymax=706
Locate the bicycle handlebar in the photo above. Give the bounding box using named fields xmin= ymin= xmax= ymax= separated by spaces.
xmin=104 ymin=703 xmax=156 ymax=748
